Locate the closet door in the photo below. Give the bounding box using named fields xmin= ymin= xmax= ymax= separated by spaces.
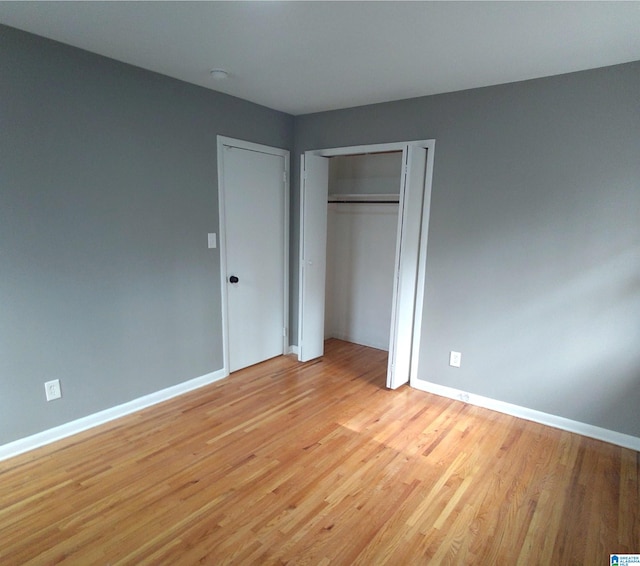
xmin=387 ymin=146 xmax=428 ymax=389
xmin=298 ymin=153 xmax=329 ymax=362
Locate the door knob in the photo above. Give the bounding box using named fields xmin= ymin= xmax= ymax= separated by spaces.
xmin=229 ymin=275 xmax=239 ymax=283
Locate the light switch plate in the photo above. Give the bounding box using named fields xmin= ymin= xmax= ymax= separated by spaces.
xmin=208 ymin=233 xmax=217 ymax=249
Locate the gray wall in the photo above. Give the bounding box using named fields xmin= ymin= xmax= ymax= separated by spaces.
xmin=0 ymin=25 xmax=293 ymax=444
xmin=293 ymin=61 xmax=640 ymax=437
xmin=2 ymin=22 xmax=638 ymax=445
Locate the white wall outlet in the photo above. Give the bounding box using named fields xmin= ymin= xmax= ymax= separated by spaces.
xmin=44 ymin=379 xmax=62 ymax=401
xmin=207 ymin=233 xmax=217 ymax=249
xmin=449 ymin=351 xmax=462 ymax=368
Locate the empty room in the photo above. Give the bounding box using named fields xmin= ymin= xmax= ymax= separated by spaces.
xmin=1 ymin=2 xmax=639 ymax=564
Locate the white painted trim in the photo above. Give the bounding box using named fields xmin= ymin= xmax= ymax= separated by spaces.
xmin=217 ymin=136 xmax=289 ymax=159
xmin=217 ymin=139 xmax=231 ymax=375
xmin=297 ymin=153 xmax=306 ymax=361
xmin=288 ymin=345 xmax=299 ymax=355
xmin=316 ymin=141 xmax=414 ymax=157
xmin=282 ymin=153 xmax=291 ymax=358
xmin=0 ymin=369 xmax=228 ymax=462
xmin=217 ymin=136 xmax=290 ymax=373
xmin=411 ymin=379 xmax=640 ymax=452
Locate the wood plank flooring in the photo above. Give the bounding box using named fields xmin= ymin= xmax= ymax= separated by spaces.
xmin=1 ymin=339 xmax=638 ymax=564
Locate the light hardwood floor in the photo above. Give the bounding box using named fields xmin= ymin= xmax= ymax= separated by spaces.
xmin=1 ymin=339 xmax=638 ymax=564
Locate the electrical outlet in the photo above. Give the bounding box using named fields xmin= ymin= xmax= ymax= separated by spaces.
xmin=449 ymin=351 xmax=462 ymax=368
xmin=45 ymin=379 xmax=62 ymax=401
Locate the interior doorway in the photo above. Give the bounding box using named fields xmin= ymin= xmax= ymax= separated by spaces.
xmin=325 ymin=152 xmax=402 ymax=351
xmin=217 ymin=136 xmax=290 ymax=374
xmin=298 ymin=140 xmax=435 ymax=389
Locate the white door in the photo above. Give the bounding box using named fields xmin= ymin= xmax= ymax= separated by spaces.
xmin=219 ymin=138 xmax=289 ymax=373
xmin=298 ymin=153 xmax=329 ymax=362
xmin=387 ymin=145 xmax=428 ymax=388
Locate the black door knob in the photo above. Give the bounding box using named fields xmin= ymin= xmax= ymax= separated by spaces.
xmin=229 ymin=275 xmax=239 ymax=283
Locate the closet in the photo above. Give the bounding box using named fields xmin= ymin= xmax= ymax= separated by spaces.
xmin=324 ymin=152 xmax=403 ymax=351
xmin=299 ymin=139 xmax=434 ymax=388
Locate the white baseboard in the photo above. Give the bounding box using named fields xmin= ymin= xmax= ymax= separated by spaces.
xmin=0 ymin=368 xmax=228 ymax=462
xmin=4 ymin=369 xmax=637 ymax=462
xmin=288 ymin=345 xmax=299 ymax=355
xmin=411 ymin=379 xmax=640 ymax=452
xmin=326 ymin=333 xmax=389 ymax=352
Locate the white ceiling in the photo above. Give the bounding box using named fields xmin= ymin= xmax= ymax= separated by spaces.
xmin=1 ymin=1 xmax=639 ymax=116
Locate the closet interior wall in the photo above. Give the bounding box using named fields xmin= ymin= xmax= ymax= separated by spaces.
xmin=325 ymin=152 xmax=402 ymax=351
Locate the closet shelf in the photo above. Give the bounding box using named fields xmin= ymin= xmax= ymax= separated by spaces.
xmin=328 ymin=193 xmax=399 ymax=204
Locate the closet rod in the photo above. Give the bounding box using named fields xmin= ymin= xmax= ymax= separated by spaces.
xmin=327 ymin=193 xmax=400 ymax=205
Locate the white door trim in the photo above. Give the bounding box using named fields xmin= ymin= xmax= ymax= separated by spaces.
xmin=217 ymin=135 xmax=290 ymax=375
xmin=298 ymin=139 xmax=435 ymax=388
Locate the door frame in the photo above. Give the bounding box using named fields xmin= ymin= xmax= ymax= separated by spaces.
xmin=298 ymin=139 xmax=435 ymax=388
xmin=217 ymin=135 xmax=290 ymax=375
